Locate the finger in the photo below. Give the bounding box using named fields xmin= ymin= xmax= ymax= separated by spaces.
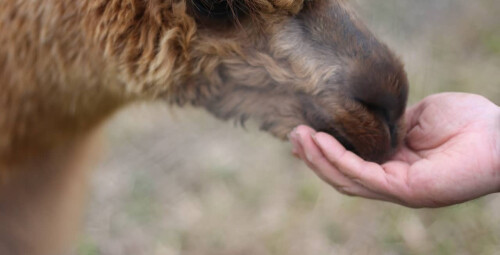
xmin=288 ymin=131 xmax=301 ymax=158
xmin=296 ymin=129 xmax=399 ymax=201
xmin=403 ymin=100 xmax=438 ymax=150
xmin=390 ymin=145 xmax=423 ymax=164
xmin=312 ymin=132 xmax=395 ymax=195
xmin=289 ymin=125 xmax=314 ymax=160
xmin=404 ymin=101 xmax=426 ymax=131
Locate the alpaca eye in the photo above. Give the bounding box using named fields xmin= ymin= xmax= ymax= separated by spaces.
xmin=190 ymin=0 xmax=247 ymax=21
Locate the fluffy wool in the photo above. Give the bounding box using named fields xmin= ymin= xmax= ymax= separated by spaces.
xmin=0 ymin=0 xmax=407 ymax=254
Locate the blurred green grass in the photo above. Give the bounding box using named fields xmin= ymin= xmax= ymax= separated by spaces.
xmin=79 ymin=1 xmax=500 ymax=254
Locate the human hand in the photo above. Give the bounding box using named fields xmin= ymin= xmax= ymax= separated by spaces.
xmin=289 ymin=93 xmax=500 ymax=208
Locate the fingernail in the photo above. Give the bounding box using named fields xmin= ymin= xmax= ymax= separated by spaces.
xmin=311 ymin=133 xmax=328 ymax=152
xmin=306 ymin=152 xmax=313 ymax=162
xmin=311 ymin=133 xmax=322 ymax=149
xmin=288 ymin=128 xmax=297 ymax=140
xmin=310 ymin=133 xmax=317 ymax=143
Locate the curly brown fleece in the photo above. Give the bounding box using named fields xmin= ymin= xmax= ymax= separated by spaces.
xmin=0 ymin=0 xmax=408 ymax=254
xmin=0 ymin=0 xmax=408 ymax=163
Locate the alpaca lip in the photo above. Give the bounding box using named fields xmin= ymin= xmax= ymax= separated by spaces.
xmin=297 ymin=94 xmax=358 ymax=154
xmin=319 ymin=126 xmax=358 ymax=156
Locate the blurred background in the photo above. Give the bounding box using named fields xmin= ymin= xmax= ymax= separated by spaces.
xmin=78 ymin=0 xmax=500 ymax=254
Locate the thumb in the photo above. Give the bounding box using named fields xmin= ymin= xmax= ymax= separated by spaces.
xmin=405 ymin=102 xmax=450 ymax=150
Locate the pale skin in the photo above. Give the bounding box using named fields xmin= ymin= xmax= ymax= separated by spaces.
xmin=289 ymin=93 xmax=500 ymax=208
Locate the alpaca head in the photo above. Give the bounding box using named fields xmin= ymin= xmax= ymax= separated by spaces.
xmin=176 ymin=0 xmax=409 ymax=163
xmin=106 ymin=0 xmax=408 ymax=163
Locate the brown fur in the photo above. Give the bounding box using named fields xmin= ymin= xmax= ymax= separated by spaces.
xmin=0 ymin=0 xmax=408 ymax=254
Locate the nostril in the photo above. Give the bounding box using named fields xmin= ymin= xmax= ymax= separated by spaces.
xmin=388 ymin=123 xmax=398 ymax=148
xmin=388 ymin=123 xmax=395 ymax=136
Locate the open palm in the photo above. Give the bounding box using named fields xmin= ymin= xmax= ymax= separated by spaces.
xmin=290 ymin=93 xmax=500 ymax=207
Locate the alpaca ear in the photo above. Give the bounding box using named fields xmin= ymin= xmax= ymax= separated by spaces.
xmin=191 ymin=0 xmax=232 ymax=19
xmin=189 ymin=0 xmax=249 ymax=20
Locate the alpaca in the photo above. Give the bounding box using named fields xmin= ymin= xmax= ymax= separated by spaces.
xmin=0 ymin=0 xmax=408 ymax=254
